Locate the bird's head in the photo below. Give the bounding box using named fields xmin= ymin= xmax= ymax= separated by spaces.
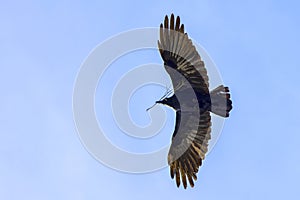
xmin=156 ymin=98 xmax=167 ymax=105
xmin=146 ymin=98 xmax=169 ymax=111
xmin=146 ymin=86 xmax=173 ymax=111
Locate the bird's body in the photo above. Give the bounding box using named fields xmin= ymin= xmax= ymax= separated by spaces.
xmin=155 ymin=14 xmax=233 ymax=188
xmin=157 ymin=88 xmax=211 ymax=114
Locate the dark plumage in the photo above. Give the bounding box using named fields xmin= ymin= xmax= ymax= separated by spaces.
xmin=156 ymin=14 xmax=233 ymax=189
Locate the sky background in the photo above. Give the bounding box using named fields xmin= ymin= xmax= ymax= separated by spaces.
xmin=1 ymin=0 xmax=300 ymax=199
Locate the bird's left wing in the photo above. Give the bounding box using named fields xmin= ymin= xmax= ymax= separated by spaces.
xmin=168 ymin=110 xmax=211 ymax=189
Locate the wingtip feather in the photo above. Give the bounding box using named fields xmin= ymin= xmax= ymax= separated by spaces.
xmin=170 ymin=14 xmax=174 ymax=30
xmin=164 ymin=15 xmax=169 ymax=28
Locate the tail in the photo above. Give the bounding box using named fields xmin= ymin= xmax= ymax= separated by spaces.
xmin=210 ymin=85 xmax=232 ymax=117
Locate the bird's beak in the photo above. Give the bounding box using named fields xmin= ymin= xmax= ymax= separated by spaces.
xmin=146 ymin=103 xmax=157 ymax=111
xmin=146 ymin=100 xmax=164 ymax=111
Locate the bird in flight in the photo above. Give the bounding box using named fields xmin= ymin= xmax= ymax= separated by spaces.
xmin=152 ymin=14 xmax=233 ymax=189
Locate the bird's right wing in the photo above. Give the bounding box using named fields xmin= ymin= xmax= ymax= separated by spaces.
xmin=158 ymin=14 xmax=209 ymax=94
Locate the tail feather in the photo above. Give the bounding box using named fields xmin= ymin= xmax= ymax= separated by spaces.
xmin=210 ymin=85 xmax=232 ymax=117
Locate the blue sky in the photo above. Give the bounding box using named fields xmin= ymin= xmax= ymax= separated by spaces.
xmin=1 ymin=0 xmax=300 ymax=199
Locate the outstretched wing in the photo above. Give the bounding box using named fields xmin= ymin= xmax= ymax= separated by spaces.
xmin=158 ymin=14 xmax=209 ymax=94
xmin=168 ymin=110 xmax=211 ymax=189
